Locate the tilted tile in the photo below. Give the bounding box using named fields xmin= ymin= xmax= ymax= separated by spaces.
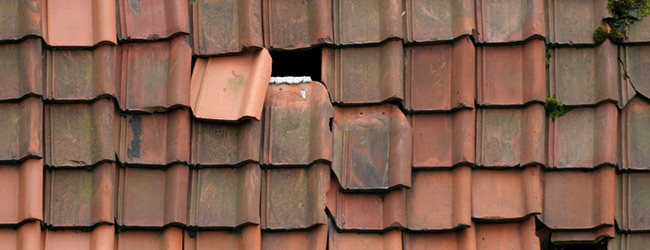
xmin=189 ymin=0 xmax=263 ymax=55
xmin=328 ymin=226 xmax=402 ymax=250
xmin=261 ymin=164 xmax=328 ymax=230
xmin=116 ymin=227 xmax=182 ymax=250
xmin=262 ymin=82 xmax=333 ymax=165
xmin=407 ymin=167 xmax=471 ymax=230
xmin=548 ymin=103 xmax=617 ymax=169
xmin=476 ymin=39 xmax=545 ymax=105
xmin=332 ymin=0 xmax=403 ymax=45
xmin=550 ymin=227 xmax=614 ymax=244
xmin=472 ymin=166 xmax=542 ymax=220
xmin=332 ymin=104 xmax=411 ymax=190
xmin=189 ymin=164 xmax=260 ymax=228
xmin=547 ymin=0 xmax=609 ymax=44
xmin=409 ymin=110 xmax=475 ymax=168
xmin=610 ymin=232 xmax=650 ymax=250
xmin=0 ymin=38 xmax=42 ymax=100
xmin=0 ymin=97 xmax=42 ymax=161
xmin=617 ymin=172 xmax=650 ymax=231
xmin=117 ymin=0 xmax=189 ymax=41
xmin=405 ymin=37 xmax=475 ymax=111
xmin=403 ymin=228 xmax=476 ymax=250
xmin=622 ymin=45 xmax=650 ymax=101
xmin=117 ymin=108 xmax=191 ymax=165
xmin=322 ymin=40 xmax=404 ymax=104
xmin=42 ymin=0 xmax=117 ymax=46
xmin=44 ymin=163 xmax=115 ymax=227
xmin=118 ymin=36 xmax=191 ymax=112
xmin=262 ymin=224 xmax=327 ymax=250
xmin=405 ymin=0 xmax=474 ymax=42
xmin=0 ymin=222 xmax=41 ymax=250
xmin=621 ymin=97 xmax=650 ymax=170
xmin=190 ymin=48 xmax=271 ymax=121
xmin=44 ymin=45 xmax=117 ymax=101
xmin=0 ymin=0 xmax=42 ymax=41
xmin=191 ymin=118 xmax=261 ymax=166
xmin=263 ymin=0 xmax=332 ymax=49
xmin=117 ymin=164 xmax=189 ymax=227
xmin=185 ymin=225 xmax=261 ymax=250
xmin=628 ymin=16 xmax=650 ymax=43
xmin=43 ymin=225 xmax=115 ymax=250
xmin=476 ymin=104 xmax=545 ymax=167
xmin=475 ymin=218 xmax=540 ymax=250
xmin=0 ymin=159 xmax=43 ymax=224
xmin=475 ymin=0 xmax=544 ymax=43
xmin=45 ymin=99 xmax=115 ymax=167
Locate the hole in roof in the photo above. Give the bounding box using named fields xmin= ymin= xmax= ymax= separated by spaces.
xmin=270 ymin=47 xmax=321 ymax=82
xmin=536 ymin=219 xmax=608 ymax=250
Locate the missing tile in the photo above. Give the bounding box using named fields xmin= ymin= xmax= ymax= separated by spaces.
xmin=270 ymin=47 xmax=321 ymax=82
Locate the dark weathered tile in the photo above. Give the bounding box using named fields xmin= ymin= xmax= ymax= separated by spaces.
xmin=263 ymin=0 xmax=332 ymax=49
xmin=191 ymin=118 xmax=261 ymax=166
xmin=475 ymin=0 xmax=545 ymax=43
xmin=184 ymin=225 xmax=261 ymax=250
xmin=117 ymin=0 xmax=189 ymax=41
xmin=472 ymin=166 xmax=542 ymax=220
xmin=405 ymin=0 xmax=474 ymax=42
xmin=332 ymin=0 xmax=403 ymax=45
xmin=0 ymin=0 xmax=42 ymax=41
xmin=547 ymin=0 xmax=609 ymax=44
xmin=43 ymin=0 xmax=117 ymax=46
xmin=0 ymin=97 xmax=42 ymax=162
xmin=0 ymin=38 xmax=42 ymax=100
xmin=0 ymin=159 xmax=43 ymax=224
xmin=409 ymin=110 xmax=475 ymax=168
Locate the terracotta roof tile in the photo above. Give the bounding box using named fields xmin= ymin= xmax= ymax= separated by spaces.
xmin=262 ymin=0 xmax=332 ymax=49
xmin=189 ymin=0 xmax=263 ymax=55
xmin=44 ymin=99 xmax=115 ymax=167
xmin=403 ymin=228 xmax=475 ymax=250
xmin=476 ymin=39 xmax=546 ymax=106
xmin=332 ymin=0 xmax=403 ymax=45
xmin=42 ymin=0 xmax=117 ymax=46
xmin=0 ymin=0 xmax=42 ymax=41
xmin=189 ymin=163 xmax=260 ymax=228
xmin=328 ymin=226 xmax=402 ymax=250
xmin=262 ymin=82 xmax=333 ymax=166
xmin=617 ymin=172 xmax=650 ymax=231
xmin=117 ymin=0 xmax=189 ymax=41
xmin=622 ymin=44 xmax=650 ymax=101
xmin=191 ymin=118 xmax=261 ymax=166
xmin=472 ymin=166 xmax=542 ymax=220
xmin=475 ymin=0 xmax=545 ymax=43
xmin=0 ymin=159 xmax=43 ymax=224
xmin=547 ymin=0 xmax=609 ymax=44
xmin=627 ymin=17 xmax=650 ymax=43
xmin=0 ymin=38 xmax=43 ymax=101
xmin=611 ymin=232 xmax=650 ymax=250
xmin=322 ymin=40 xmax=404 ymax=104
xmin=620 ymin=97 xmax=650 ymax=170
xmin=43 ymin=225 xmax=115 ymax=250
xmin=475 ymin=218 xmax=539 ymax=250
xmin=332 ymin=104 xmax=411 ymax=190
xmin=405 ymin=0 xmax=474 ymax=43
xmin=261 ymin=224 xmax=327 ymax=250
xmin=190 ymin=48 xmax=271 ymax=121
xmin=405 ymin=37 xmax=475 ymax=111
xmin=0 ymin=97 xmax=43 ymax=162
xmin=185 ymin=225 xmax=261 ymax=250
xmin=117 ymin=164 xmax=189 ymax=227
xmin=0 ymin=222 xmax=41 ymax=250
xmin=550 ymin=227 xmax=614 ymax=244
xmin=476 ymin=104 xmax=545 ymax=167
xmin=115 ymin=227 xmax=183 ymax=250
xmin=409 ymin=110 xmax=475 ymax=168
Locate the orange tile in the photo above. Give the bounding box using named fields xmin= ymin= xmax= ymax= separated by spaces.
xmin=0 ymin=97 xmax=42 ymax=162
xmin=0 ymin=38 xmax=42 ymax=101
xmin=328 ymin=225 xmax=402 ymax=250
xmin=405 ymin=0 xmax=475 ymax=42
xmin=475 ymin=0 xmax=545 ymax=43
xmin=185 ymin=225 xmax=261 ymax=250
xmin=0 ymin=222 xmax=41 ymax=250
xmin=116 ymin=227 xmax=182 ymax=250
xmin=472 ymin=166 xmax=542 ymax=220
xmin=409 ymin=110 xmax=475 ymax=168
xmin=621 ymin=97 xmax=650 ymax=170
xmin=117 ymin=0 xmax=189 ymax=41
xmin=262 ymin=0 xmax=332 ymax=49
xmin=43 ymin=0 xmax=117 ymax=46
xmin=0 ymin=0 xmax=42 ymax=41
xmin=191 ymin=118 xmax=261 ymax=166
xmin=403 ymin=227 xmax=476 ymax=250
xmin=547 ymin=0 xmax=609 ymax=44
xmin=332 ymin=0 xmax=403 ymax=45
xmin=0 ymin=159 xmax=43 ymax=224
xmin=261 ymin=224 xmax=327 ymax=250
xmin=475 ymin=218 xmax=540 ymax=250
xmin=43 ymin=225 xmax=114 ymax=250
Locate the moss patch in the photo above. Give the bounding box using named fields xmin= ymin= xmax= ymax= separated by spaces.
xmin=593 ymin=25 xmax=609 ymax=44
xmin=606 ymin=0 xmax=650 ymax=34
xmin=545 ymin=96 xmax=571 ymax=121
xmin=609 ymin=29 xmax=626 ymax=43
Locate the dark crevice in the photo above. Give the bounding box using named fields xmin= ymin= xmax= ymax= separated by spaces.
xmin=269 ymin=47 xmax=322 ymax=82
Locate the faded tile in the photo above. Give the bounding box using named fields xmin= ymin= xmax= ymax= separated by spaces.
xmin=475 ymin=0 xmax=545 ymax=43
xmin=262 ymin=224 xmax=327 ymax=250
xmin=628 ymin=15 xmax=650 ymax=43
xmin=117 ymin=0 xmax=189 ymax=41
xmin=621 ymin=97 xmax=650 ymax=170
xmin=190 ymin=48 xmax=271 ymax=121
xmin=409 ymin=110 xmax=475 ymax=168
xmin=185 ymin=225 xmax=261 ymax=250
xmin=0 ymin=159 xmax=43 ymax=224
xmin=191 ymin=118 xmax=261 ymax=166
xmin=322 ymin=39 xmax=404 ymax=104
xmin=610 ymin=232 xmax=650 ymax=250
xmin=43 ymin=0 xmax=117 ymax=46
xmin=43 ymin=225 xmax=115 ymax=250
xmin=403 ymin=228 xmax=476 ymax=250
xmin=116 ymin=227 xmax=183 ymax=250
xmin=622 ymin=45 xmax=650 ymax=102
xmin=472 ymin=166 xmax=542 ymax=220
xmin=617 ymin=172 xmax=650 ymax=231
xmin=0 ymin=222 xmax=41 ymax=250
xmin=0 ymin=0 xmax=42 ymax=40
xmin=405 ymin=0 xmax=475 ymax=42
xmin=475 ymin=218 xmax=540 ymax=250
xmin=263 ymin=0 xmax=332 ymax=49
xmin=547 ymin=0 xmax=609 ymax=44
xmin=0 ymin=38 xmax=42 ymax=100
xmin=0 ymin=97 xmax=42 ymax=162
xmin=328 ymin=226 xmax=402 ymax=250
xmin=332 ymin=0 xmax=403 ymax=45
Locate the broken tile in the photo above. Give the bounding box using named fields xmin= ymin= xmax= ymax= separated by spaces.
xmin=0 ymin=222 xmax=41 ymax=250
xmin=44 ymin=98 xmax=115 ymax=167
xmin=263 ymin=0 xmax=333 ymax=49
xmin=475 ymin=0 xmax=545 ymax=43
xmin=332 ymin=104 xmax=411 ymax=190
xmin=189 ymin=163 xmax=260 ymax=227
xmin=43 ymin=225 xmax=115 ymax=250
xmin=44 ymin=163 xmax=115 ymax=227
xmin=0 ymin=0 xmax=42 ymax=41
xmin=617 ymin=172 xmax=650 ymax=231
xmin=475 ymin=218 xmax=540 ymax=250
xmin=322 ymin=39 xmax=404 ymax=104
xmin=43 ymin=0 xmax=117 ymax=46
xmin=547 ymin=0 xmax=609 ymax=44
xmin=405 ymin=0 xmax=475 ymax=42
xmin=628 ymin=15 xmax=650 ymax=43
xmin=44 ymin=45 xmax=118 ymax=101
xmin=0 ymin=97 xmax=42 ymax=162
xmin=548 ymin=103 xmax=618 ymax=169
xmin=407 ymin=167 xmax=471 ymax=230
xmin=472 ymin=166 xmax=542 ymax=220
xmin=404 ymin=37 xmax=475 ymax=111
xmin=262 ymin=224 xmax=327 ymax=250
xmin=409 ymin=109 xmax=475 ymax=168
xmin=189 ymin=0 xmax=263 ymax=55
xmin=117 ymin=164 xmax=189 ymax=227
xmin=185 ymin=225 xmax=261 ymax=250
xmin=550 ymin=227 xmax=614 ymax=244
xmin=621 ymin=97 xmax=650 ymax=170
xmin=118 ymin=36 xmax=191 ymax=112
xmin=191 ymin=118 xmax=261 ymax=166
xmin=332 ymin=0 xmax=403 ymax=45
xmin=116 ymin=227 xmax=182 ymax=250
xmin=117 ymin=0 xmax=189 ymax=41
xmin=261 ymin=164 xmax=328 ymax=230
xmin=117 ymin=108 xmax=191 ymax=165
xmin=622 ymin=44 xmax=650 ymax=101
xmin=476 ymin=39 xmax=546 ymax=105
xmin=328 ymin=226 xmax=402 ymax=250
xmin=403 ymin=228 xmax=476 ymax=250
xmin=476 ymin=104 xmax=545 ymax=167
xmin=0 ymin=38 xmax=42 ymax=100
xmin=0 ymin=159 xmax=43 ymax=224
xmin=190 ymin=48 xmax=271 ymax=121
xmin=262 ymin=81 xmax=334 ymax=165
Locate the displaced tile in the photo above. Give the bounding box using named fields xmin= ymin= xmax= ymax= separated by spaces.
xmin=407 ymin=167 xmax=471 ymax=230
xmin=262 ymin=225 xmax=327 ymax=250
xmin=322 ymin=39 xmax=404 ymax=104
xmin=328 ymin=226 xmax=402 ymax=250
xmin=262 ymin=82 xmax=334 ymax=165
xmin=44 ymin=163 xmax=115 ymax=227
xmin=189 ymin=0 xmax=263 ymax=55
xmin=191 ymin=118 xmax=261 ymax=165
xmin=476 ymin=39 xmax=546 ymax=105
xmin=405 ymin=37 xmax=475 ymax=111
xmin=610 ymin=232 xmax=650 ymax=250
xmin=628 ymin=15 xmax=650 ymax=43
xmin=405 ymin=0 xmax=475 ymax=42
xmin=0 ymin=0 xmax=42 ymax=40
xmin=0 ymin=97 xmax=42 ymax=162
xmin=332 ymin=0 xmax=403 ymax=45
xmin=622 ymin=45 xmax=650 ymax=102
xmin=547 ymin=0 xmax=609 ymax=44
xmin=44 ymin=98 xmax=115 ymax=167
xmin=550 ymin=227 xmax=614 ymax=244
xmin=190 ymin=48 xmax=271 ymax=121
xmin=44 ymin=45 xmax=117 ymax=101
xmin=332 ymin=104 xmax=412 ymax=190
xmin=409 ymin=110 xmax=475 ymax=168
xmin=117 ymin=108 xmax=191 ymax=165
xmin=548 ymin=103 xmax=617 ymax=169
xmin=617 ymin=172 xmax=650 ymax=231
xmin=261 ymin=164 xmax=328 ymax=230
xmin=0 ymin=222 xmax=41 ymax=250
xmin=475 ymin=0 xmax=545 ymax=43
xmin=0 ymin=38 xmax=42 ymax=100
xmin=475 ymin=218 xmax=540 ymax=250
xmin=185 ymin=225 xmax=261 ymax=250
xmin=189 ymin=163 xmax=260 ymax=227
xmin=118 ymin=36 xmax=191 ymax=112
xmin=43 ymin=0 xmax=117 ymax=46
xmin=403 ymin=228 xmax=476 ymax=250
xmin=476 ymin=104 xmax=545 ymax=167
xmin=116 ymin=227 xmax=182 ymax=250
xmin=43 ymin=225 xmax=115 ymax=250
xmin=621 ymin=97 xmax=650 ymax=170
xmin=117 ymin=0 xmax=189 ymax=41
xmin=472 ymin=166 xmax=542 ymax=220
xmin=263 ymin=0 xmax=332 ymax=49
xmin=117 ymin=164 xmax=189 ymax=227
xmin=0 ymin=159 xmax=43 ymax=224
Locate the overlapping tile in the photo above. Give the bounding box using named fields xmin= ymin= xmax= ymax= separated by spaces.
xmin=191 ymin=118 xmax=261 ymax=166
xmin=617 ymin=172 xmax=650 ymax=231
xmin=547 ymin=0 xmax=609 ymax=44
xmin=405 ymin=0 xmax=474 ymax=42
xmin=42 ymin=0 xmax=117 ymax=46
xmin=262 ymin=224 xmax=327 ymax=250
xmin=621 ymin=44 xmax=650 ymax=101
xmin=620 ymin=97 xmax=650 ymax=170
xmin=409 ymin=110 xmax=474 ymax=168
xmin=0 ymin=159 xmax=43 ymax=224
xmin=475 ymin=218 xmax=540 ymax=250
xmin=475 ymin=0 xmax=545 ymax=43
xmin=0 ymin=97 xmax=42 ymax=162
xmin=328 ymin=226 xmax=402 ymax=250
xmin=403 ymin=228 xmax=475 ymax=250
xmin=185 ymin=225 xmax=261 ymax=250
xmin=117 ymin=0 xmax=189 ymax=41
xmin=332 ymin=0 xmax=403 ymax=45
xmin=0 ymin=222 xmax=41 ymax=250
xmin=115 ymin=227 xmax=182 ymax=250
xmin=43 ymin=225 xmax=115 ymax=250
xmin=472 ymin=166 xmax=542 ymax=220
xmin=190 ymin=48 xmax=271 ymax=121
xmin=0 ymin=38 xmax=42 ymax=101
xmin=0 ymin=0 xmax=42 ymax=41
xmin=262 ymin=0 xmax=332 ymax=49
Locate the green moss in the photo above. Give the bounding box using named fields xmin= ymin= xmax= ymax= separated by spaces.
xmin=545 ymin=96 xmax=571 ymax=122
xmin=608 ymin=0 xmax=650 ymax=21
xmin=593 ymin=25 xmax=609 ymax=44
xmin=609 ymin=29 xmax=626 ymax=43
xmin=545 ymin=49 xmax=552 ymax=66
